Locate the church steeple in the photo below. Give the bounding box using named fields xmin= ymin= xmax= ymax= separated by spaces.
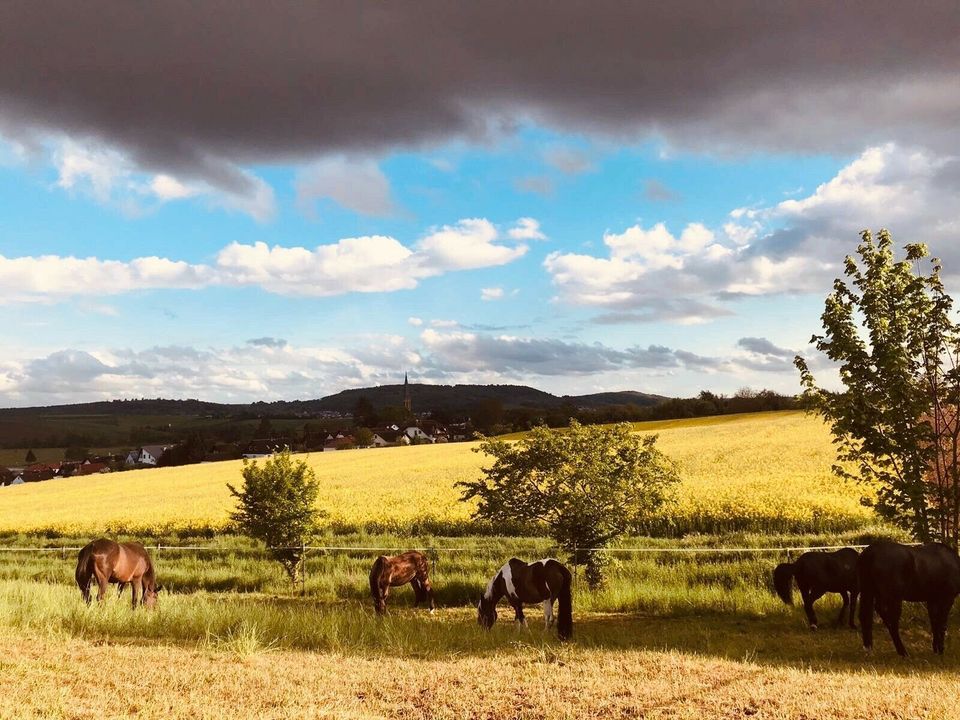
xmin=403 ymin=372 xmax=412 ymax=413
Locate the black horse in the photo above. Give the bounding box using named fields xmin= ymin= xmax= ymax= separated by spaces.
xmin=773 ymin=548 xmax=859 ymax=629
xmin=858 ymin=541 xmax=960 ymax=656
xmin=478 ymin=558 xmax=573 ymax=640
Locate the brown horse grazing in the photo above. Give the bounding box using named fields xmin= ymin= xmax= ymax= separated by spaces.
xmin=75 ymin=538 xmax=161 ymax=609
xmin=478 ymin=558 xmax=572 ymax=640
xmin=369 ymin=551 xmax=435 ymax=614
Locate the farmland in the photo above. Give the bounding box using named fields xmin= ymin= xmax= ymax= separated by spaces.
xmin=0 ymin=409 xmax=951 ymax=719
xmin=0 ymin=411 xmax=873 ymax=537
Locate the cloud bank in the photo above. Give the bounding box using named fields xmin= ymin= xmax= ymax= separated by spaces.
xmin=0 ymin=218 xmax=536 ymax=303
xmin=1 ymin=2 xmax=956 ymax=210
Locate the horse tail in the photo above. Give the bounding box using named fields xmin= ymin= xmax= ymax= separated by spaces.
xmin=75 ymin=543 xmax=91 ymax=588
xmin=369 ymin=556 xmax=386 ymax=613
xmin=773 ymin=562 xmax=795 ymax=605
xmin=556 ymin=565 xmax=573 ymax=641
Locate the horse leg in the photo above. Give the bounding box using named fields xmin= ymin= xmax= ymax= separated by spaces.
xmin=928 ymin=599 xmax=953 ymax=655
xmin=878 ymin=598 xmax=907 ymax=657
xmin=510 ymin=599 xmax=526 ymax=628
xmin=542 ymin=599 xmax=554 ymax=629
xmin=410 ymin=577 xmax=423 ymax=606
xmin=859 ymin=588 xmax=874 ymax=651
xmin=418 ymin=574 xmax=436 ymax=613
xmin=834 ymin=591 xmax=849 ymax=627
xmin=377 ymin=581 xmax=391 ymax=614
xmin=848 ymin=591 xmax=858 ymax=629
xmin=117 ymin=582 xmax=126 ymax=598
xmin=94 ymin=568 xmax=109 ymax=604
xmin=801 ymin=587 xmax=824 ymax=629
xmin=131 ymin=578 xmax=142 ymax=609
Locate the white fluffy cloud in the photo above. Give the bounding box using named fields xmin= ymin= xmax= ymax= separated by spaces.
xmin=481 ymin=287 xmax=504 ymax=301
xmin=0 ymin=217 xmax=534 ymax=303
xmin=545 ymin=143 xmax=959 ymax=324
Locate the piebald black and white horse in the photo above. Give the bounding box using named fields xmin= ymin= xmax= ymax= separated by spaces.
xmin=859 ymin=541 xmax=960 ymax=656
xmin=477 ymin=558 xmax=572 ymax=640
xmin=773 ymin=547 xmax=859 ymax=629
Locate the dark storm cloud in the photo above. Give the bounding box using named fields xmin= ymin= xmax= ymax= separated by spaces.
xmin=1 ymin=1 xmax=957 ymax=202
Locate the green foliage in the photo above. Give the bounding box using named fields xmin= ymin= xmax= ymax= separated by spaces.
xmin=227 ymin=451 xmax=324 ymax=584
xmin=459 ymin=421 xmax=679 ymax=587
xmin=63 ymin=446 xmax=89 ymax=461
xmin=796 ymin=229 xmax=960 ymax=545
xmin=354 ymin=427 xmax=374 ymax=447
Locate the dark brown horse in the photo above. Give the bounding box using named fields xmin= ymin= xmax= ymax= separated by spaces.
xmin=774 ymin=547 xmax=859 ymax=629
xmin=478 ymin=558 xmax=572 ymax=640
xmin=859 ymin=541 xmax=960 ymax=656
xmin=75 ymin=538 xmax=161 ymax=609
xmin=369 ymin=551 xmax=435 ymax=614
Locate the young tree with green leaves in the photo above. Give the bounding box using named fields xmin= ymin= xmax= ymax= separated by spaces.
xmin=459 ymin=421 xmax=679 ymax=587
xmin=796 ymin=229 xmax=960 ymax=546
xmin=227 ymin=451 xmax=324 ymax=585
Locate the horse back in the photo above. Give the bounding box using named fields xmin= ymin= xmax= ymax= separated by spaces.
xmin=112 ymin=542 xmax=151 ymax=582
xmin=859 ymin=541 xmax=959 ymax=601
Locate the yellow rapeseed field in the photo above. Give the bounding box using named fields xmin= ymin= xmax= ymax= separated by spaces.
xmin=0 ymin=411 xmax=873 ymax=536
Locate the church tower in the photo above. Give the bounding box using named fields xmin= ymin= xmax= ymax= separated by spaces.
xmin=403 ymin=372 xmax=412 ymax=413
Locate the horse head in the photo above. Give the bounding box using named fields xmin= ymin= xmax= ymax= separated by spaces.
xmin=143 ymin=583 xmax=162 ymax=609
xmin=477 ymin=595 xmax=497 ymax=629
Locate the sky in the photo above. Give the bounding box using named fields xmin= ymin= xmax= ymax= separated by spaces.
xmin=0 ymin=1 xmax=958 ymax=407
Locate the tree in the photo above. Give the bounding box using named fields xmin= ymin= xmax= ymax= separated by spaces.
xmin=64 ymin=446 xmax=90 ymax=461
xmin=255 ymin=416 xmax=274 ymax=438
xmin=459 ymin=421 xmax=679 ymax=587
xmin=353 ymin=396 xmax=377 ymax=427
xmin=24 ymin=449 xmax=36 ymax=463
xmin=227 ymin=451 xmax=324 ymax=585
xmin=354 ymin=427 xmax=374 ymax=447
xmin=796 ymin=230 xmax=960 ymax=546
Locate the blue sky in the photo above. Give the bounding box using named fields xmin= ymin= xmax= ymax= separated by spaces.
xmin=0 ymin=3 xmax=956 ymax=406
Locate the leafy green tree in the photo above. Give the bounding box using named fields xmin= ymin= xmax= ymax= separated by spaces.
xmin=227 ymin=451 xmax=324 ymax=585
xmin=796 ymin=230 xmax=960 ymax=546
xmin=459 ymin=421 xmax=679 ymax=587
xmin=354 ymin=427 xmax=374 ymax=447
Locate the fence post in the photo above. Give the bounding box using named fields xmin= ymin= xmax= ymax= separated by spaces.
xmin=573 ymin=542 xmax=578 ymax=592
xmin=301 ymin=540 xmax=307 ymax=596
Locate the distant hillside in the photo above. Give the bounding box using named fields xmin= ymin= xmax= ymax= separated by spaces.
xmin=565 ymin=391 xmax=668 ymax=409
xmin=0 ymin=384 xmax=668 ymax=449
xmin=0 ymin=384 xmax=665 ymax=418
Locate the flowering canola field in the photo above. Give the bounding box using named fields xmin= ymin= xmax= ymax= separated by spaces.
xmin=0 ymin=411 xmax=873 ymax=537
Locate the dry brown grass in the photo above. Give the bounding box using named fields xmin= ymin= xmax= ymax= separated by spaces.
xmin=3 ymin=630 xmax=959 ymax=720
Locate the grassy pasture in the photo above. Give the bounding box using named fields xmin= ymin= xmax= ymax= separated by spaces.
xmin=0 ymin=536 xmax=957 ymax=720
xmin=0 ymin=411 xmax=874 ymax=537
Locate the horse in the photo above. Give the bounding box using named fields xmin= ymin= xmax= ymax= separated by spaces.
xmin=368 ymin=551 xmax=435 ymax=614
xmin=773 ymin=547 xmax=859 ymax=629
xmin=75 ymin=538 xmax=161 ymax=609
xmin=477 ymin=558 xmax=572 ymax=640
xmin=858 ymin=541 xmax=960 ymax=656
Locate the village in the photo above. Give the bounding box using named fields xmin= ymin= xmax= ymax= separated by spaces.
xmin=0 ymin=378 xmax=471 ymax=488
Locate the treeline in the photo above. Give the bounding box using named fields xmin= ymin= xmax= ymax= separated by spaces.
xmin=463 ymin=388 xmax=796 ymax=435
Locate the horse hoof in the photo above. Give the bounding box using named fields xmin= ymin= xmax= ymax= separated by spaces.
xmin=809 ymin=624 xmax=818 ymax=631
xmin=862 ymin=645 xmax=872 ymax=654
xmin=429 ymin=608 xmax=435 ymax=615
